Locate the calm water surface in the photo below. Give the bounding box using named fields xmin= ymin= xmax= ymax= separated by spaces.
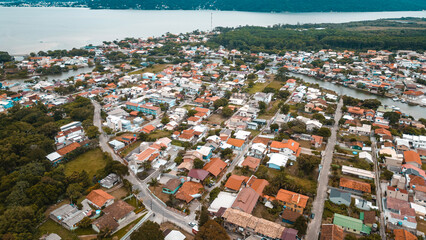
xmin=1 ymin=7 xmax=425 ymax=54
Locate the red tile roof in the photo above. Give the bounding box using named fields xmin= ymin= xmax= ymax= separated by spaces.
xmin=339 ymin=178 xmax=371 ymax=193
xmin=86 ymin=189 xmax=114 ymax=208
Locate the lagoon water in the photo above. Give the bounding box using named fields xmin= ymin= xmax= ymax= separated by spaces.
xmin=1 ymin=7 xmax=426 ymax=54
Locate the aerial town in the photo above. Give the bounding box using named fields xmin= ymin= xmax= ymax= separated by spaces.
xmin=0 ymin=30 xmax=426 ymax=240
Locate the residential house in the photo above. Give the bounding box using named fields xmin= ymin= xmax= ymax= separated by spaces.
xmin=203 ymin=158 xmax=227 ymax=178
xmin=386 ymin=186 xmax=409 ymax=201
xmin=175 ymin=181 xmax=203 ymax=203
xmin=329 ymin=188 xmax=351 ymax=206
xmin=86 ymin=189 xmax=115 ymax=209
xmin=339 ymin=178 xmax=371 ymax=194
xmin=225 ymin=175 xmax=248 ymax=192
xmin=267 ymin=153 xmax=289 ymax=170
xmin=333 ymin=213 xmax=371 ymax=235
xmin=188 ymin=169 xmax=209 ymax=182
xmin=320 ymin=224 xmax=344 ymax=240
xmin=404 ymin=150 xmax=422 ymax=168
xmin=394 ymin=229 xmax=417 ymax=240
xmin=225 ymin=138 xmax=246 ymax=151
xmin=162 ymin=178 xmax=183 ymax=194
xmin=50 ymin=204 xmax=87 ymax=230
xmin=231 ymin=187 xmax=259 ymax=214
xmin=269 ymin=139 xmax=301 ymax=160
xmin=241 ymin=156 xmax=261 ymax=172
xmin=92 ymin=200 xmax=135 ymax=233
xmin=281 ymin=208 xmax=302 ymax=224
xmin=222 ymin=208 xmax=286 ymax=240
xmin=275 ymin=189 xmax=309 ymax=214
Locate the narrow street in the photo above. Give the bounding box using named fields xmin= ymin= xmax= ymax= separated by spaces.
xmin=305 ymin=98 xmax=343 ymax=240
xmin=371 ymin=134 xmax=386 ymax=239
xmin=92 ymin=100 xmax=193 ymax=234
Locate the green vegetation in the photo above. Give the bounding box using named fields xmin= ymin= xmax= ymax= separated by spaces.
xmin=64 ymin=148 xmax=107 ymax=178
xmin=195 ymin=220 xmax=230 ymax=240
xmin=87 ymin=0 xmax=426 ymax=13
xmin=37 ymin=219 xmax=79 ymax=240
xmin=130 ymin=220 xmax=164 ymax=240
xmin=210 ymin=19 xmax=426 ymax=53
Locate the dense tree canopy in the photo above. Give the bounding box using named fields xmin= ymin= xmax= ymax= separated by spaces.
xmin=195 ymin=220 xmax=230 ymax=240
xmin=130 ymin=220 xmax=164 ymax=240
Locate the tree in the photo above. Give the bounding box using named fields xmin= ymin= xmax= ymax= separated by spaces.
xmin=195 ymin=220 xmax=230 ymax=240
xmin=270 ymin=123 xmax=279 ymax=132
xmin=383 ymin=112 xmax=401 ymax=125
xmin=78 ymin=217 xmax=92 ymax=228
xmin=281 ymin=104 xmax=290 ymax=114
xmin=188 ymin=109 xmax=197 ymax=117
xmin=198 ymin=206 xmax=210 ymax=227
xmin=293 ymin=215 xmax=307 ymax=236
xmin=0 ymin=51 xmax=13 ymax=63
xmin=86 ymin=125 xmax=100 ymax=139
xmin=194 ymin=158 xmax=205 ymax=169
xmin=213 ymin=98 xmax=228 ymax=109
xmin=221 ymin=106 xmax=233 ymax=117
xmin=297 ymin=154 xmax=321 ymax=176
xmin=314 ymin=127 xmax=331 ymax=138
xmin=66 ymin=183 xmax=83 ymax=203
xmin=130 ymin=220 xmax=164 ymax=240
xmin=209 ymin=187 xmax=220 ymax=201
xmin=361 ymin=99 xmax=381 ymax=110
xmin=221 ymin=148 xmax=233 ymax=159
xmin=161 ymin=115 xmax=170 ymax=125
xmin=258 ymin=101 xmax=267 ymax=114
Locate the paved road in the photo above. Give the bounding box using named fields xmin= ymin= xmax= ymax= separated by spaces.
xmin=92 ymin=100 xmax=193 ymax=234
xmin=305 ymin=98 xmax=343 ymax=240
xmin=371 ymin=134 xmax=386 ymax=238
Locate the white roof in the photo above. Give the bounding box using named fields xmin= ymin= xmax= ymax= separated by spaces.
xmin=235 ymin=130 xmax=251 ymax=140
xmin=267 ymin=153 xmax=289 ymax=167
xmin=46 ymin=152 xmax=62 ymax=161
xmin=165 ymin=230 xmax=186 ymax=240
xmin=410 ymin=202 xmax=426 ymax=215
xmin=197 ymin=146 xmax=213 ymax=156
xmin=342 ymin=165 xmax=374 ymax=179
xmin=359 ymin=152 xmax=373 ymax=162
xmin=208 ymin=191 xmax=237 ymax=213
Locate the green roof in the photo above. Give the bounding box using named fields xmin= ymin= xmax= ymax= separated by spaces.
xmin=333 ymin=213 xmax=371 ymax=234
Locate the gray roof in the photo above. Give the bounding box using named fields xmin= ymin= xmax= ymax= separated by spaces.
xmin=330 ymin=188 xmax=351 ymax=201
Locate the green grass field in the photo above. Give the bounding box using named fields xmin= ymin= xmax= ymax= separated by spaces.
xmin=37 ymin=219 xmax=79 ymax=240
xmin=64 ymin=148 xmax=107 ymax=178
xmin=129 ymin=64 xmax=169 ymax=75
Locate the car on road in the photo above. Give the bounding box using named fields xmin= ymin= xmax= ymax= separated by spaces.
xmin=188 ymin=222 xmax=196 ymax=227
xmin=310 ymin=213 xmax=315 ymax=219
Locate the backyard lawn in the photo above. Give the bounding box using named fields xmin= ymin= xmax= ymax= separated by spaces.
xmin=206 ymin=114 xmax=227 ymax=125
xmin=129 ymin=64 xmax=169 ymax=75
xmin=64 ymin=148 xmax=107 ymax=178
xmin=120 ymin=140 xmax=142 ymax=157
xmin=37 ymin=219 xmax=79 ymax=240
xmin=149 ymin=130 xmax=172 ymax=140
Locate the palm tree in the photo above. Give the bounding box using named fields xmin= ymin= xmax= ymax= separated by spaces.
xmin=148 ymin=178 xmax=159 ymax=188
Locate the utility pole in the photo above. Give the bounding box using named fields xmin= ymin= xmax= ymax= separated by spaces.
xmin=211 ymin=12 xmax=213 ymax=32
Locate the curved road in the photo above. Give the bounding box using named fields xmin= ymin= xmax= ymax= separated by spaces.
xmin=92 ymin=100 xmax=193 ymax=234
xmin=305 ymin=98 xmax=343 ymax=240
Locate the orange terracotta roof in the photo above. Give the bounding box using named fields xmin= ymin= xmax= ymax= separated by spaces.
xmin=86 ymin=189 xmax=114 ymax=208
xmin=175 ymin=181 xmax=203 ymax=203
xmin=340 ymin=177 xmax=371 ymax=193
xmin=241 ymin=156 xmax=261 ymax=171
xmin=404 ymin=150 xmax=421 ymax=166
xmin=227 ymin=138 xmax=245 ymax=148
xmin=56 ymin=142 xmax=81 ymax=156
xmin=247 ymin=177 xmax=269 ymax=197
xmin=394 ymin=229 xmax=417 ymax=240
xmin=276 ymin=189 xmax=309 ymax=209
xmin=203 ymin=158 xmax=226 ymax=177
xmin=225 ymin=175 xmax=248 ymax=191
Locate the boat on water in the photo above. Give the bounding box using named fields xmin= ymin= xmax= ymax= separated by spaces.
xmin=392 ymin=97 xmax=399 ymax=101
xmin=401 ymin=99 xmax=406 ymax=103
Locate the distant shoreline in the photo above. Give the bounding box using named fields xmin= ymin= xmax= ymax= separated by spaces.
xmin=0 ymin=5 xmax=425 ymax=13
